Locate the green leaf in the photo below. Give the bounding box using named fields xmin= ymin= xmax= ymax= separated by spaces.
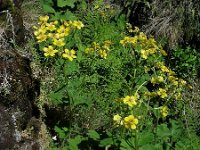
xmin=54 ymin=126 xmax=66 ymax=139
xmin=99 ymin=138 xmax=113 ymax=147
xmin=138 ymin=131 xmax=154 ymax=145
xmin=140 ymin=144 xmax=157 ymax=150
xmin=120 ymin=138 xmax=135 ymax=150
xmin=157 ymin=124 xmax=171 ymax=138
xmin=87 ymin=130 xmax=100 ymax=140
xmin=49 ymin=92 xmax=63 ymax=104
xmin=64 ymin=11 xmax=77 ymax=20
xmin=64 ymin=60 xmax=79 ymax=75
xmin=42 ymin=4 xmax=55 ymax=13
xmin=68 ymin=135 xmax=83 ymax=150
xmin=57 ymin=0 xmax=76 ymax=8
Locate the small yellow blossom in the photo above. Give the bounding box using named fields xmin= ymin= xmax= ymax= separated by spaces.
xmin=85 ymin=47 xmax=94 ymax=54
xmin=140 ymin=49 xmax=148 ymax=59
xmin=151 ymin=77 xmax=157 ymax=86
xmin=157 ymin=88 xmax=167 ymax=98
xmin=62 ymin=49 xmax=77 ymax=61
xmin=36 ymin=34 xmax=47 ymax=43
xmin=113 ymin=114 xmax=122 ymax=126
xmin=53 ymin=38 xmax=65 ymax=47
xmin=138 ymin=32 xmax=147 ymax=41
xmin=72 ymin=21 xmax=84 ymax=29
xmin=39 ymin=15 xmax=49 ymax=23
xmin=151 ymin=76 xmax=164 ymax=86
xmin=160 ymin=105 xmax=168 ymax=117
xmin=174 ymin=92 xmax=182 ymax=100
xmin=179 ymin=79 xmax=187 ymax=85
xmin=144 ymin=66 xmax=150 ymax=73
xmin=43 ymin=46 xmax=58 ymax=57
xmin=160 ymin=65 xmax=170 ymax=73
xmin=123 ymin=115 xmax=138 ymax=129
xmin=45 ymin=22 xmax=57 ymax=31
xmin=92 ymin=42 xmax=100 ymax=50
xmin=144 ymin=92 xmax=157 ymax=98
xmin=160 ymin=49 xmax=168 ymax=56
xmin=57 ymin=25 xmax=65 ymax=33
xmin=123 ymin=96 xmax=137 ymax=107
xmin=132 ymin=26 xmax=140 ymax=33
xmin=99 ymin=50 xmax=107 ymax=59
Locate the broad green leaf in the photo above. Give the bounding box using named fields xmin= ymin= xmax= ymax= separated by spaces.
xmin=157 ymin=124 xmax=171 ymax=138
xmin=64 ymin=11 xmax=77 ymax=20
xmin=87 ymin=130 xmax=100 ymax=140
xmin=42 ymin=4 xmax=55 ymax=13
xmin=57 ymin=0 xmax=76 ymax=8
xmin=49 ymin=92 xmax=63 ymax=104
xmin=138 ymin=131 xmax=154 ymax=145
xmin=68 ymin=135 xmax=83 ymax=150
xmin=64 ymin=60 xmax=79 ymax=75
xmin=99 ymin=138 xmax=113 ymax=147
xmin=54 ymin=126 xmax=66 ymax=139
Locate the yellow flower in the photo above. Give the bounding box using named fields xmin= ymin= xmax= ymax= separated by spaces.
xmin=45 ymin=22 xmax=57 ymax=31
xmin=99 ymin=50 xmax=107 ymax=59
xmin=144 ymin=66 xmax=150 ymax=73
xmin=123 ymin=96 xmax=137 ymax=107
xmin=157 ymin=88 xmax=167 ymax=98
xmin=72 ymin=20 xmax=84 ymax=29
xmin=160 ymin=65 xmax=170 ymax=73
xmin=179 ymin=79 xmax=187 ymax=86
xmin=151 ymin=76 xmax=164 ymax=86
xmin=138 ymin=32 xmax=147 ymax=41
xmin=43 ymin=46 xmax=58 ymax=57
xmin=39 ymin=15 xmax=49 ymax=23
xmin=147 ymin=48 xmax=157 ymax=55
xmin=113 ymin=114 xmax=122 ymax=126
xmin=57 ymin=25 xmax=65 ymax=33
xmin=132 ymin=26 xmax=140 ymax=33
xmin=123 ymin=115 xmax=138 ymax=129
xmin=174 ymin=92 xmax=182 ymax=100
xmin=53 ymin=38 xmax=65 ymax=47
xmin=160 ymin=49 xmax=168 ymax=56
xmin=151 ymin=77 xmax=157 ymax=86
xmin=62 ymin=49 xmax=77 ymax=61
xmin=48 ymin=33 xmax=54 ymax=38
xmin=92 ymin=42 xmax=100 ymax=50
xmin=168 ymin=76 xmax=178 ymax=86
xmin=157 ymin=76 xmax=164 ymax=82
xmin=36 ymin=34 xmax=47 ymax=43
xmin=85 ymin=47 xmax=94 ymax=54
xmin=140 ymin=49 xmax=148 ymax=59
xmin=38 ymin=25 xmax=47 ymax=34
xmin=160 ymin=105 xmax=168 ymax=117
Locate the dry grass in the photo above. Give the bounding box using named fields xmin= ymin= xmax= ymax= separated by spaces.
xmin=143 ymin=0 xmax=200 ymax=48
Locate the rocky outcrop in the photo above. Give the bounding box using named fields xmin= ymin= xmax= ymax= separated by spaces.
xmin=0 ymin=0 xmax=25 ymax=46
xmin=0 ymin=49 xmax=40 ymax=149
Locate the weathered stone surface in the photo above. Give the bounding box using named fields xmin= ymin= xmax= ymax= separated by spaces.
xmin=0 ymin=0 xmax=25 ymax=46
xmin=0 ymin=105 xmax=16 ymax=149
xmin=0 ymin=49 xmax=40 ymax=149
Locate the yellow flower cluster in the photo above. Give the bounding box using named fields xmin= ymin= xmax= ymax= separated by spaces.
xmin=160 ymin=105 xmax=168 ymax=118
xmin=33 ymin=16 xmax=84 ymax=60
xmin=113 ymin=114 xmax=139 ymax=129
xmin=85 ymin=40 xmax=112 ymax=59
xmin=151 ymin=76 xmax=164 ymax=86
xmin=122 ymin=95 xmax=139 ymax=107
xmin=120 ymin=26 xmax=168 ymax=60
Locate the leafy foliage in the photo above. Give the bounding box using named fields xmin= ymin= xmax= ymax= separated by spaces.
xmin=33 ymin=0 xmax=200 ymax=149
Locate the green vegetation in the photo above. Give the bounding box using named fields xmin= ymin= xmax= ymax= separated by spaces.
xmin=28 ymin=0 xmax=200 ymax=149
